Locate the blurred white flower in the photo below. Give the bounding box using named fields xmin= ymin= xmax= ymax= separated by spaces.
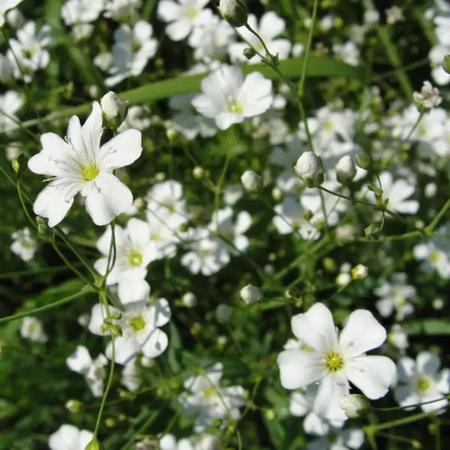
xmin=106 ymin=20 xmax=157 ymax=86
xmin=48 ymin=424 xmax=93 ymax=450
xmin=11 ymin=227 xmax=37 ymax=261
xmin=157 ymin=0 xmax=211 ymax=41
xmin=307 ymin=427 xmax=364 ymax=450
xmin=66 ymin=345 xmax=107 ymax=397
xmin=28 ymin=102 xmax=142 ymax=227
xmin=104 ymin=0 xmax=141 ymax=22
xmin=89 ymin=299 xmax=171 ymax=365
xmin=192 ymin=65 xmax=273 ymax=130
xmin=229 ymin=12 xmax=291 ymax=64
xmin=395 ymin=351 xmax=450 ymax=412
xmin=95 ymin=218 xmax=155 ymax=306
xmin=375 ymin=273 xmax=416 ymax=320
xmin=61 ymin=0 xmax=104 ymax=25
xmin=277 ymin=303 xmax=396 ymax=423
xmin=180 ymin=362 xmax=246 ymax=431
xmin=413 ymin=81 xmax=442 ymax=112
xmin=20 ymin=317 xmax=47 ymax=343
xmin=0 ymin=90 xmax=23 ymax=132
xmin=7 ymin=21 xmax=50 ymax=82
xmin=0 ymin=0 xmax=22 ymax=27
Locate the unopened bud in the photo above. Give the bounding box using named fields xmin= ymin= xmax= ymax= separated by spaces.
xmin=181 ymin=292 xmax=197 ymax=308
xmin=294 ymin=152 xmax=324 ymax=187
xmin=100 ymin=91 xmax=128 ymax=127
xmin=85 ymin=437 xmax=101 ymax=450
xmin=219 ymin=0 xmax=248 ymax=27
xmin=443 ymin=55 xmax=450 ymax=74
xmin=336 ymin=155 xmax=356 ymax=185
xmin=65 ymin=399 xmax=83 ymax=414
xmin=351 ymin=264 xmax=368 ymax=279
xmin=240 ymin=284 xmax=262 ymax=305
xmin=240 ymin=170 xmax=262 ymax=192
xmin=193 ymin=166 xmax=205 ymax=180
xmin=340 ymin=394 xmax=370 ymax=418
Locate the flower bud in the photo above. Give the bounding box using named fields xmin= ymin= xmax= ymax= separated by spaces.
xmin=219 ymin=0 xmax=248 ymax=27
xmin=240 ymin=284 xmax=262 ymax=305
xmin=85 ymin=437 xmax=101 ymax=450
xmin=443 ymin=55 xmax=450 ymax=74
xmin=100 ymin=91 xmax=128 ymax=126
xmin=336 ymin=155 xmax=356 ymax=185
xmin=351 ymin=264 xmax=368 ymax=280
xmin=340 ymin=394 xmax=370 ymax=418
xmin=294 ymin=152 xmax=324 ymax=187
xmin=240 ymin=170 xmax=262 ymax=192
xmin=65 ymin=399 xmax=83 ymax=414
xmin=181 ymin=292 xmax=197 ymax=308
xmin=193 ymin=166 xmax=205 ymax=180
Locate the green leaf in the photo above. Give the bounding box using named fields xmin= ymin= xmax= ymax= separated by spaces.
xmin=405 ymin=319 xmax=450 ymax=335
xmin=17 ymin=56 xmax=363 ymax=133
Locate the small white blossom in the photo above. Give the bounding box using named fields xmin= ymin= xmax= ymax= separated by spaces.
xmin=240 ymin=284 xmax=262 ymax=304
xmin=240 ymin=170 xmax=262 ymax=192
xmin=395 ymin=351 xmax=450 ymax=412
xmin=11 ymin=227 xmax=37 ymax=261
xmin=413 ymin=81 xmax=442 ymax=112
xmin=20 ymin=317 xmax=47 ymax=343
xmin=28 ymin=102 xmax=142 ymax=227
xmin=192 ymin=65 xmax=273 ymax=130
xmin=277 ymin=303 xmax=396 ymax=423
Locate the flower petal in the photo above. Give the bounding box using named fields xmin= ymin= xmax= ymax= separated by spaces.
xmin=85 ymin=173 xmax=133 ymax=226
xmin=339 ymin=309 xmax=387 ymax=357
xmin=291 ymin=302 xmax=338 ymax=352
xmin=33 ymin=183 xmax=76 ymax=227
xmin=142 ymin=328 xmax=168 ymax=358
xmin=277 ymin=349 xmax=323 ymax=390
xmin=81 ymin=102 xmax=103 ymax=153
xmin=346 ymin=355 xmax=396 ymax=400
xmin=28 ymin=133 xmax=71 ymax=176
xmin=100 ymin=129 xmax=142 ymax=169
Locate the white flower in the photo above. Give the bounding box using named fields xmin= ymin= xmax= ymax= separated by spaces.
xmin=209 ymin=207 xmax=251 ymax=253
xmin=333 ymin=40 xmax=360 ymax=66
xmin=307 ymin=427 xmax=364 ymax=450
xmin=7 ymin=21 xmax=50 ymax=82
xmin=104 ymin=0 xmax=141 ymax=22
xmin=413 ymin=81 xmax=442 ymax=112
xmin=28 ymin=102 xmax=142 ymax=227
xmin=121 ymin=359 xmax=142 ymax=392
xmin=106 ymin=20 xmax=157 ymax=86
xmin=395 ymin=351 xmax=450 ymax=412
xmin=413 ymin=226 xmax=450 ymax=279
xmin=192 ymin=65 xmax=273 ymax=130
xmin=168 ymin=94 xmax=217 ymax=140
xmin=277 ymin=303 xmax=396 ymax=422
xmin=385 ymin=6 xmax=404 ymax=25
xmin=181 ymin=228 xmax=229 ymax=276
xmin=118 ymin=105 xmax=151 ymax=131
xmin=388 ymin=324 xmax=409 ymax=352
xmin=374 ymin=273 xmax=416 ymax=320
xmin=157 ymin=0 xmax=210 ymax=41
xmin=0 ymin=0 xmax=22 ymax=27
xmin=273 ymin=196 xmax=320 ymax=239
xmin=160 ymin=433 xmax=219 ymax=450
xmin=89 ymin=299 xmax=171 ymax=365
xmin=188 ymin=15 xmax=234 ymax=63
xmin=229 ymin=12 xmax=291 ymax=64
xmin=20 ymin=317 xmax=47 ymax=343
xmin=290 ymin=385 xmax=343 ymax=436
xmin=339 ymin=394 xmax=370 ymax=419
xmin=366 ymin=171 xmax=419 ymax=214
xmin=0 ymin=89 xmax=23 ymax=132
xmin=61 ymin=0 xmax=104 ymax=25
xmin=10 ymin=227 xmax=37 ymax=262
xmin=66 ymin=345 xmax=107 ymax=397
xmin=180 ymin=362 xmax=246 ymax=431
xmin=95 ymin=218 xmax=154 ymax=305
xmin=48 ymin=424 xmax=93 ymax=450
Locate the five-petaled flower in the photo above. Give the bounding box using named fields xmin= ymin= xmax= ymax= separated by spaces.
xmin=28 ymin=102 xmax=142 ymax=227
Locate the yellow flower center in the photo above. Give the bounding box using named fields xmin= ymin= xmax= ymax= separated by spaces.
xmin=186 ymin=5 xmax=198 ymax=20
xmin=128 ymin=250 xmax=143 ymax=267
xmin=416 ymin=376 xmax=431 ymax=393
xmin=227 ymin=97 xmax=244 ymax=113
xmin=129 ymin=315 xmax=146 ymax=332
xmin=203 ymin=386 xmax=218 ymax=399
xmin=429 ymin=250 xmax=440 ymax=263
xmin=325 ymin=351 xmax=344 ymax=372
xmin=82 ymin=164 xmax=99 ymax=181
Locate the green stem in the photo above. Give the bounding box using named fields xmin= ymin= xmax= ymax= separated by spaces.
xmin=0 ymin=287 xmax=94 ymax=323
xmin=425 ymin=197 xmax=450 ymax=234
